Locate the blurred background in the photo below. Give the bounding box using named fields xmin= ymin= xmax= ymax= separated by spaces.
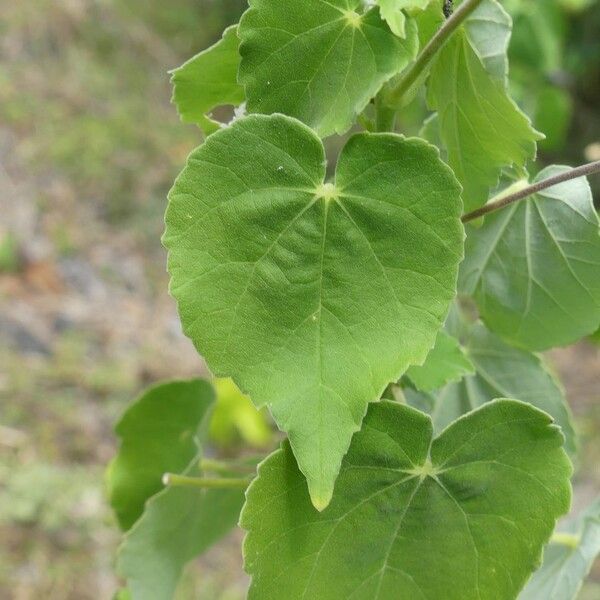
xmin=0 ymin=0 xmax=599 ymax=598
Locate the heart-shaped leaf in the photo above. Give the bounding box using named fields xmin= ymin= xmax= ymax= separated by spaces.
xmin=460 ymin=166 xmax=600 ymax=350
xmin=107 ymin=379 xmax=214 ymax=531
xmin=405 ymin=321 xmax=577 ymax=456
xmin=242 ymin=400 xmax=572 ymax=600
xmin=171 ymin=25 xmax=244 ymax=135
xmin=164 ymin=114 xmax=463 ymax=509
xmin=238 ymin=0 xmax=418 ymax=137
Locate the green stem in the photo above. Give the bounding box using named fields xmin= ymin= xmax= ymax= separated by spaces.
xmin=200 ymin=457 xmax=256 ymax=475
xmin=162 ymin=473 xmax=251 ymax=489
xmin=383 ymin=0 xmax=484 ymax=108
xmin=461 ymin=160 xmax=600 ymax=223
xmin=375 ymin=96 xmax=396 ymax=132
xmin=550 ymin=532 xmax=580 ymax=549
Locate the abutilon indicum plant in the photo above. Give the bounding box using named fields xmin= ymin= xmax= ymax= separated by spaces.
xmin=106 ymin=1 xmax=600 ymax=598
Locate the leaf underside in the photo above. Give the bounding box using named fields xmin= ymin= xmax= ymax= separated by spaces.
xmin=427 ymin=1 xmax=541 ymax=211
xmin=460 ymin=166 xmax=600 ymax=350
xmin=164 ymin=113 xmax=464 ymax=509
xmin=519 ymin=498 xmax=600 ymax=600
xmin=405 ymin=321 xmax=577 ymax=456
xmin=242 ymin=400 xmax=572 ymax=600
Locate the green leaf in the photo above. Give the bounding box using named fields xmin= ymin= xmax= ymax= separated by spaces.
xmin=406 ymin=330 xmax=474 ymax=391
xmin=427 ymin=1 xmax=541 ymax=211
xmin=242 ymin=400 xmax=572 ymax=600
xmin=238 ymin=0 xmax=418 ymax=137
xmin=519 ymin=498 xmax=600 ymax=600
xmin=170 ymin=25 xmax=244 ymax=135
xmin=107 ymin=379 xmax=215 ymax=531
xmin=210 ymin=377 xmax=273 ymax=449
xmin=164 ymin=113 xmax=464 ymax=509
xmin=376 ymin=0 xmax=431 ymax=38
xmin=460 ymin=166 xmax=600 ymax=350
xmin=117 ymin=462 xmax=245 ymax=600
xmin=463 ymin=0 xmax=511 ymax=81
xmin=405 ymin=322 xmax=577 ymax=456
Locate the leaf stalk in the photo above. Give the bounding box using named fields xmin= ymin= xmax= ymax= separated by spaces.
xmin=162 ymin=473 xmax=251 ymax=489
xmin=461 ymin=160 xmax=600 ymax=223
xmin=200 ymin=457 xmax=257 ymax=475
xmin=383 ymin=0 xmax=484 ymax=108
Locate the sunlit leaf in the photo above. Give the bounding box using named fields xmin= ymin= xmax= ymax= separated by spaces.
xmin=519 ymin=498 xmax=600 ymax=600
xmin=210 ymin=377 xmax=272 ymax=449
xmin=460 ymin=166 xmax=600 ymax=350
xmin=404 ymin=322 xmax=577 ymax=456
xmin=107 ymin=379 xmax=214 ymax=531
xmin=238 ymin=0 xmax=418 ymax=137
xmin=164 ymin=113 xmax=464 ymax=509
xmin=406 ymin=330 xmax=474 ymax=391
xmin=242 ymin=400 xmax=572 ymax=599
xmin=171 ymin=25 xmax=244 ymax=135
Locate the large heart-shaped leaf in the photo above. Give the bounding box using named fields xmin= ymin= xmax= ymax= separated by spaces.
xmin=519 ymin=498 xmax=600 ymax=600
xmin=164 ymin=114 xmax=464 ymax=509
xmin=426 ymin=0 xmax=541 ymax=211
xmin=242 ymin=400 xmax=572 ymax=599
xmin=107 ymin=379 xmax=214 ymax=531
xmin=238 ymin=0 xmax=418 ymax=137
xmin=171 ymin=25 xmax=244 ymax=135
xmin=460 ymin=166 xmax=600 ymax=350
xmin=405 ymin=321 xmax=577 ymax=456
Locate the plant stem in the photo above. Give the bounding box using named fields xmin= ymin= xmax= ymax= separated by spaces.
xmin=200 ymin=457 xmax=256 ymax=475
xmin=461 ymin=160 xmax=600 ymax=223
xmin=375 ymin=96 xmax=396 ymax=132
xmin=550 ymin=532 xmax=580 ymax=549
xmin=162 ymin=473 xmax=251 ymax=489
xmin=384 ymin=0 xmax=484 ymax=108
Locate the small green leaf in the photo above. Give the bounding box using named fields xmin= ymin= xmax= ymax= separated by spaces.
xmin=107 ymin=379 xmax=214 ymax=531
xmin=405 ymin=322 xmax=577 ymax=456
xmin=171 ymin=25 xmax=244 ymax=135
xmin=164 ymin=114 xmax=464 ymax=509
xmin=238 ymin=0 xmax=418 ymax=137
xmin=427 ymin=1 xmax=541 ymax=211
xmin=460 ymin=166 xmax=600 ymax=350
xmin=376 ymin=0 xmax=431 ymax=38
xmin=242 ymin=400 xmax=572 ymax=600
xmin=406 ymin=330 xmax=474 ymax=391
xmin=117 ymin=463 xmax=245 ymax=600
xmin=210 ymin=378 xmax=272 ymax=449
xmin=519 ymin=498 xmax=600 ymax=600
